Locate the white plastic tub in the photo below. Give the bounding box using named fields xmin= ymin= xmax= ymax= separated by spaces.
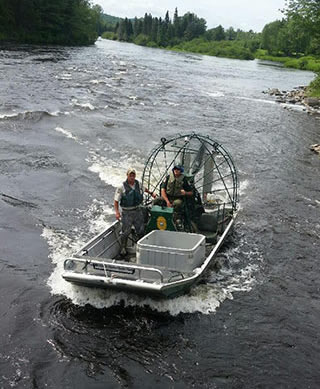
xmin=136 ymin=230 xmax=205 ymax=272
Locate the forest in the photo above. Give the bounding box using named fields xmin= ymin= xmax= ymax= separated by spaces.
xmin=102 ymin=9 xmax=259 ymax=60
xmin=0 ymin=0 xmax=103 ymax=45
xmin=104 ymin=2 xmax=320 ymax=65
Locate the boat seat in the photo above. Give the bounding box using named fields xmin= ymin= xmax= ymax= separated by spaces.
xmin=197 ymin=213 xmax=218 ymax=244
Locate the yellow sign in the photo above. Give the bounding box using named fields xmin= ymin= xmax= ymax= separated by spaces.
xmin=156 ymin=216 xmax=167 ymax=230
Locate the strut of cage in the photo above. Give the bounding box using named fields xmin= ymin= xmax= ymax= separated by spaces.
xmin=213 ymin=141 xmax=239 ymax=208
xmin=142 ymin=133 xmax=239 ymax=209
xmin=181 ymin=134 xmax=239 ymax=210
xmin=204 ymin=143 xmax=238 ymax=209
xmin=142 ymin=135 xmax=238 ymax=206
xmin=142 ymin=141 xmax=190 ymax=202
xmin=190 ymin=151 xmax=237 ymax=209
xmin=142 ymin=134 xmax=194 ymax=182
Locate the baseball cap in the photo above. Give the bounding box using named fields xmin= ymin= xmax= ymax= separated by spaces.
xmin=126 ymin=167 xmax=136 ymax=175
xmin=172 ymin=165 xmax=184 ymax=173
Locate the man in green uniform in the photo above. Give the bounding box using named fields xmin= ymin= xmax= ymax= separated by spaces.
xmin=158 ymin=165 xmax=193 ymax=214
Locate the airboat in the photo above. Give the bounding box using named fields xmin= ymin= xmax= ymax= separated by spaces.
xmin=62 ymin=133 xmax=239 ymax=298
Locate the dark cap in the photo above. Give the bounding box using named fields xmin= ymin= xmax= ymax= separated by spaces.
xmin=172 ymin=164 xmax=184 ymax=173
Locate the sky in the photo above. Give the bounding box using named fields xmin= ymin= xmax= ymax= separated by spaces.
xmin=94 ymin=0 xmax=287 ymax=32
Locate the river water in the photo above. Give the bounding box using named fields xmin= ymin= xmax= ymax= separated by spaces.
xmin=0 ymin=39 xmax=319 ymax=388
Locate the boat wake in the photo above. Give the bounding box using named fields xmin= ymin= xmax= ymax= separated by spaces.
xmin=0 ymin=109 xmax=61 ymax=121
xmin=43 ymin=200 xmax=261 ymax=316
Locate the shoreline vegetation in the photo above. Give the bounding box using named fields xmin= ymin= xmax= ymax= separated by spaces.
xmin=0 ymin=1 xmax=319 ymax=97
xmin=101 ymin=1 xmax=320 ymax=98
xmin=0 ymin=0 xmax=102 ymax=45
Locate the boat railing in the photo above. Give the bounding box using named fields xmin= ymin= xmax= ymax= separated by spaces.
xmin=68 ymin=257 xmax=165 ymax=283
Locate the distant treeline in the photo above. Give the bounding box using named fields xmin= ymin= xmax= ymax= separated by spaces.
xmin=102 ymin=1 xmax=320 ymax=64
xmin=0 ymin=0 xmax=103 ymax=45
xmin=0 ymin=0 xmax=319 ymax=67
xmin=102 ymin=8 xmax=260 ymax=60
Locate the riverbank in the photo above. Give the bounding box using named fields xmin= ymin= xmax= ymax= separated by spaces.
xmin=255 ymin=51 xmax=320 ymax=73
xmin=265 ymin=86 xmax=320 ymax=115
xmin=102 ymin=37 xmax=320 ymax=97
xmin=256 ymin=50 xmax=320 ymax=98
xmin=265 ymin=86 xmax=320 ymax=155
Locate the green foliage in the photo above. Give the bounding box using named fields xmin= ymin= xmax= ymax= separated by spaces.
xmin=257 ymin=0 xmax=320 ymax=97
xmin=101 ymin=31 xmax=117 ymax=40
xmin=146 ymin=41 xmax=158 ymax=48
xmin=255 ymin=52 xmax=320 ymax=72
xmin=170 ymin=38 xmax=254 ymax=60
xmin=260 ymin=1 xmax=320 ymax=56
xmin=307 ymin=73 xmax=320 ymax=97
xmin=206 ymin=25 xmax=226 ymax=41
xmin=0 ymin=0 xmax=100 ymax=45
xmin=108 ymin=9 xmax=208 ymax=48
xmin=102 ymin=8 xmax=258 ymax=60
xmin=134 ymin=34 xmax=150 ymax=46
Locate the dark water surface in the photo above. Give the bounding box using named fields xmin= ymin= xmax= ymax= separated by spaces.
xmin=0 ymin=40 xmax=319 ymax=388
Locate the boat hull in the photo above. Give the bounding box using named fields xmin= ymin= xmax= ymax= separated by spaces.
xmin=62 ymin=213 xmax=237 ymax=299
xmin=62 ymin=271 xmax=196 ymax=298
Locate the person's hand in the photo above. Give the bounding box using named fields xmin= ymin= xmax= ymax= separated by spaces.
xmin=181 ymin=189 xmax=186 ymax=196
xmin=152 ymin=192 xmax=157 ymax=198
xmin=166 ymin=200 xmax=172 ymax=207
xmin=115 ymin=210 xmax=121 ymax=220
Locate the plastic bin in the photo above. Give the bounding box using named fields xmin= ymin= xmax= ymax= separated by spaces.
xmin=136 ymin=230 xmax=205 ymax=272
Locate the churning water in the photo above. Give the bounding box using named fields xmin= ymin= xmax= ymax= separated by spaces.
xmin=0 ymin=40 xmax=319 ymax=388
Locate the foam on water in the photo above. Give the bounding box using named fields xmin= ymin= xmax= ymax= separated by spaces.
xmin=90 ymin=79 xmax=107 ymax=85
xmin=206 ymin=91 xmax=225 ymax=98
xmin=234 ymin=96 xmax=277 ymax=105
xmin=0 ymin=110 xmax=60 ymax=121
xmin=87 ymin=151 xmax=146 ymax=188
xmin=71 ymin=99 xmax=95 ymax=111
xmin=54 ymin=126 xmax=79 ymax=142
xmin=55 ymin=73 xmax=72 ymax=80
xmin=44 ymin=199 xmax=261 ymax=316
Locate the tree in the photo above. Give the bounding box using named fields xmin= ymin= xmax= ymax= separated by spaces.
xmin=225 ymin=27 xmax=237 ymax=40
xmin=283 ymin=0 xmax=320 ymax=54
xmin=173 ymin=7 xmax=183 ymax=38
xmin=261 ymin=20 xmax=285 ymax=54
xmin=206 ymin=25 xmax=225 ymax=41
xmin=92 ymin=4 xmax=104 ymax=36
xmin=133 ymin=17 xmax=143 ymax=37
xmin=0 ymin=0 xmax=98 ymax=44
xmin=150 ymin=17 xmax=159 ymax=43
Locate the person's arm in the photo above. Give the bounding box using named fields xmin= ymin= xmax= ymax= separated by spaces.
xmin=114 ymin=200 xmax=121 ymax=220
xmin=161 ymin=187 xmax=172 ymax=207
xmin=114 ymin=186 xmax=123 ymax=220
xmin=181 ymin=178 xmax=193 ymax=197
xmin=180 ymin=188 xmax=193 ymax=197
xmin=144 ymin=187 xmax=156 ymax=198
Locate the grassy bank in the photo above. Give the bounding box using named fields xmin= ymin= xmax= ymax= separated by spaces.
xmin=255 ymin=50 xmax=320 ymax=97
xmin=255 ymin=50 xmax=320 ymax=72
xmin=101 ymin=34 xmax=255 ymax=60
xmin=307 ymin=75 xmax=320 ymax=97
xmin=169 ymin=38 xmax=255 ymax=60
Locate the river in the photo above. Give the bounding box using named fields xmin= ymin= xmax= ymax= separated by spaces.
xmin=0 ymin=39 xmax=319 ymax=388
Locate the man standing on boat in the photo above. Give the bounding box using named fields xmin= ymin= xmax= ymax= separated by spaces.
xmin=114 ymin=168 xmax=155 ymax=255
